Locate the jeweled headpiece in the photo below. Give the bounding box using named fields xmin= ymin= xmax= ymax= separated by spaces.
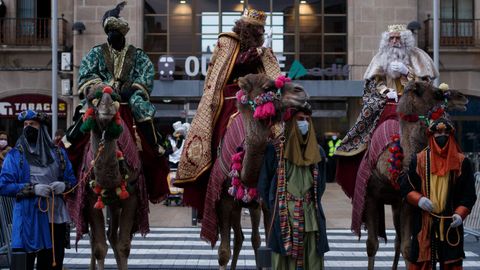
xmin=428 ymin=118 xmax=455 ymax=134
xmin=388 ymin=24 xmax=407 ymax=33
xmin=241 ymin=8 xmax=266 ymax=26
xmin=102 ymin=1 xmax=129 ymax=35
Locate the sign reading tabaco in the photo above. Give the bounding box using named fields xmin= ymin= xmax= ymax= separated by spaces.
xmin=0 ymin=94 xmax=67 ymax=117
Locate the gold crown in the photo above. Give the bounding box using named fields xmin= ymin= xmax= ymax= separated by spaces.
xmin=388 ymin=24 xmax=407 ymax=33
xmin=241 ymin=8 xmax=266 ymax=26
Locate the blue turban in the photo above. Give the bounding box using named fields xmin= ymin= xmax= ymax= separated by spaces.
xmin=17 ymin=110 xmax=49 ymax=124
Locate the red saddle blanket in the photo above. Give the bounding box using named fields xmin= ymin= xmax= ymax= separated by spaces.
xmin=351 ymin=119 xmax=399 ymax=238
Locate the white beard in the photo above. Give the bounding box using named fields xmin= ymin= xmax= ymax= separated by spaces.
xmin=380 ymin=46 xmax=410 ymax=79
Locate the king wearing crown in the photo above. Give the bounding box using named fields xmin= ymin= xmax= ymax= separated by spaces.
xmin=174 ymin=8 xmax=281 ymax=244
xmin=334 ymin=23 xmax=439 ymax=241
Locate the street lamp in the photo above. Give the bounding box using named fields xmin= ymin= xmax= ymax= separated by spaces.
xmin=72 ymin=22 xmax=86 ymax=35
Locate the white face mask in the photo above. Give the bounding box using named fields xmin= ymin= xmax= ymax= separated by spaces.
xmin=0 ymin=139 xmax=7 ymax=148
xmin=332 ymin=135 xmax=337 ymax=140
xmin=297 ymin=120 xmax=309 ymax=135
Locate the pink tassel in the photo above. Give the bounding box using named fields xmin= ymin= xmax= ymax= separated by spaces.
xmin=254 ymin=102 xmax=276 ymax=120
xmin=263 ymin=102 xmax=275 ymax=117
xmin=236 ymin=90 xmax=245 ymax=102
xmin=248 ymin=188 xmax=258 ymax=199
xmin=236 ymin=187 xmax=245 ymax=201
xmin=231 ymin=177 xmax=240 ymax=186
xmin=253 ymin=104 xmax=265 ymax=119
xmin=274 ymin=75 xmax=291 ymax=89
xmin=232 ymin=152 xmax=243 ymax=163
xmin=231 ymin=162 xmax=242 ymax=171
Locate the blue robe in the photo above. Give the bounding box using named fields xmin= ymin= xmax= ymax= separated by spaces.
xmin=0 ymin=147 xmax=77 ymax=252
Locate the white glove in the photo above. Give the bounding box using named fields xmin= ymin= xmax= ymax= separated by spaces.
xmin=34 ymin=184 xmax=52 ymax=198
xmin=390 ymin=61 xmax=409 ymax=75
xmin=418 ymin=197 xmax=434 ymax=212
xmin=50 ymin=181 xmax=66 ymax=195
xmin=386 ymin=90 xmax=398 ymax=102
xmin=450 ymin=214 xmax=463 ymax=228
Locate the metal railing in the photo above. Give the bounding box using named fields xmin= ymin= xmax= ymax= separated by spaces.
xmin=0 ymin=18 xmax=68 ymax=47
xmin=465 ymin=152 xmax=480 ymax=172
xmin=464 ymin=172 xmax=480 ymax=241
xmin=424 ymin=18 xmax=480 ymax=48
xmin=0 ymin=196 xmax=15 ymax=267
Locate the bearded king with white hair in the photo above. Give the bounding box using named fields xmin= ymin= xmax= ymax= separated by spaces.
xmin=335 ymin=24 xmax=438 ymax=198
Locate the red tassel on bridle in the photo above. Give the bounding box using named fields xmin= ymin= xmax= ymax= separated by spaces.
xmin=118 ymin=182 xmax=130 ymax=200
xmin=94 ymin=196 xmax=105 ymax=209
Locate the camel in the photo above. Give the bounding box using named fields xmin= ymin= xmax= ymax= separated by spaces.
xmin=81 ymin=87 xmax=146 ymax=270
xmin=362 ymin=81 xmax=468 ymax=270
xmin=207 ymin=74 xmax=309 ymax=269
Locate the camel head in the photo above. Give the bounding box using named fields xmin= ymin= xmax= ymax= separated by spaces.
xmin=398 ymin=81 xmax=468 ymax=120
xmin=237 ymin=74 xmax=309 ymax=124
xmin=82 ymin=86 xmax=123 ymax=140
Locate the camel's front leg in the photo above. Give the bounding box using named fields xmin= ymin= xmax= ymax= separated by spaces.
xmin=391 ymin=201 xmax=402 ymax=270
xmin=248 ymin=203 xmax=262 ymax=261
xmin=115 ymin=193 xmax=138 ymax=270
xmin=364 ymin=194 xmax=380 ymax=270
xmin=107 ymin=205 xmax=121 ymax=265
xmin=400 ymin=201 xmax=413 ymax=267
xmin=217 ymin=195 xmax=234 ymax=269
xmin=230 ymin=203 xmax=244 ymax=270
xmin=87 ymin=203 xmax=108 ymax=270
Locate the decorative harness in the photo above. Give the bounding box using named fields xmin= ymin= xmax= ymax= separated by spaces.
xmin=80 ymin=87 xmax=131 ymax=209
xmin=389 ymin=96 xmax=449 ymax=188
xmin=227 ymin=75 xmax=288 ymax=203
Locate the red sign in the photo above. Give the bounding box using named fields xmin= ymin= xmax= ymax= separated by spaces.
xmin=0 ymin=94 xmax=67 ymax=117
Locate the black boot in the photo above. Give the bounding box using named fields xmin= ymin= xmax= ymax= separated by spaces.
xmin=136 ymin=120 xmax=165 ymax=156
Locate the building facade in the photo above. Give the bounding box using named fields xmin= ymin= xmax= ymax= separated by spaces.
xmin=0 ymin=0 xmax=479 ymax=150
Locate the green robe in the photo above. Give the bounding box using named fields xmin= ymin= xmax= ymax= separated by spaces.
xmin=78 ymin=43 xmax=155 ymax=121
xmin=272 ymin=161 xmax=324 ymax=270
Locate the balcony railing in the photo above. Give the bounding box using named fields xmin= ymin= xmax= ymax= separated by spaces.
xmin=0 ymin=18 xmax=68 ymax=47
xmin=424 ymin=18 xmax=480 ymax=48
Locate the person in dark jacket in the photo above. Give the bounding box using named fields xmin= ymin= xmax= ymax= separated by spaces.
xmin=258 ymin=105 xmax=329 ymax=269
xmin=0 ymin=110 xmax=77 ymax=270
xmin=399 ymin=118 xmax=477 ymax=270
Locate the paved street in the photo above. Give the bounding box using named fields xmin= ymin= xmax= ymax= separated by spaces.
xmin=2 ymin=184 xmax=479 ymax=269
xmin=61 ymin=183 xmax=480 ymax=270
xmin=64 ymin=227 xmax=480 ymax=269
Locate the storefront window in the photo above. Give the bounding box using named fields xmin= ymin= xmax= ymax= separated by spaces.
xmin=145 ymin=0 xmax=167 ymax=14
xmin=324 ymin=0 xmax=347 ymax=14
xmin=144 ymin=0 xmax=347 ymax=80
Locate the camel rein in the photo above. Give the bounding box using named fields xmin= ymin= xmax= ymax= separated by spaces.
xmin=428 ymin=212 xmax=460 ymax=247
xmin=36 ymin=136 xmax=105 ymax=267
xmin=265 ymin=130 xmax=286 ymax=246
xmin=266 ymin=123 xmax=285 ymax=246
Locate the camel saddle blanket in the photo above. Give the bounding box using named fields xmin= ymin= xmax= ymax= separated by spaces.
xmin=67 ymin=118 xmax=150 ymax=246
xmin=174 ymin=32 xmax=281 ymax=186
xmin=351 ymin=119 xmax=399 ymax=238
xmin=201 ymin=113 xmax=245 ymax=247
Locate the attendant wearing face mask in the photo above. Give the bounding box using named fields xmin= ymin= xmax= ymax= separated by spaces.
xmin=399 ymin=118 xmax=477 ymax=270
xmin=258 ymin=105 xmax=329 ymax=270
xmin=0 ymin=131 xmax=11 ymax=170
xmin=0 ymin=110 xmax=77 ymax=270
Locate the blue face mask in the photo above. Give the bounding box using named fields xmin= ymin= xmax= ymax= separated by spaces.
xmin=297 ymin=120 xmax=309 ymax=135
